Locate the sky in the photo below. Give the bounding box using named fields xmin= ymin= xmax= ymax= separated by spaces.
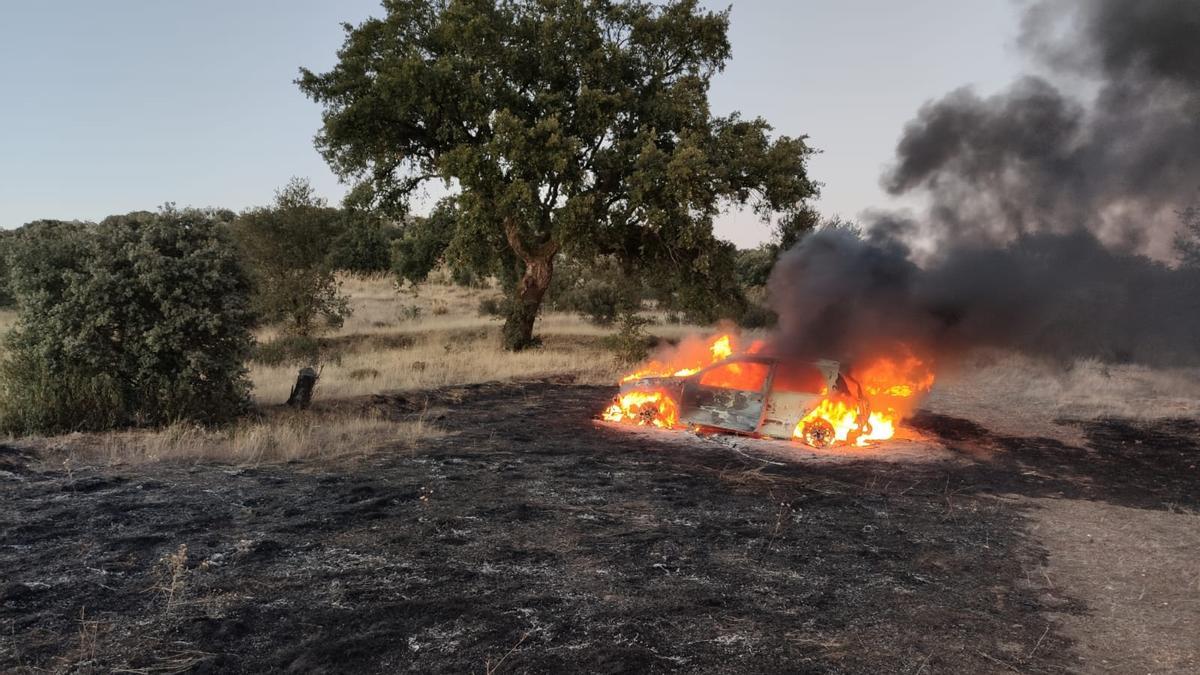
xmin=0 ymin=1 xmax=1028 ymax=248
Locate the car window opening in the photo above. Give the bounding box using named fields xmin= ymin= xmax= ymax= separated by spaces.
xmin=773 ymin=363 xmax=828 ymax=395
xmin=698 ymin=361 xmax=769 ymax=391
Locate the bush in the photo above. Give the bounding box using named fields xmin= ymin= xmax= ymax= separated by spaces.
xmin=478 ymin=296 xmax=505 ymax=317
xmin=548 ymin=255 xmax=639 ymax=325
xmin=0 ymin=230 xmax=18 ymax=309
xmin=0 ymin=210 xmax=255 ymax=433
xmin=232 ymin=178 xmax=351 ymax=336
xmin=392 ymin=199 xmax=456 ymax=284
xmin=252 ymin=335 xmax=324 ymax=367
xmin=603 ymin=312 xmax=654 ymax=364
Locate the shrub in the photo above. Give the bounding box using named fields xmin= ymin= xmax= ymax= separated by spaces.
xmin=397 ymin=304 xmax=423 ymax=321
xmin=603 ymin=312 xmax=654 ymax=364
xmin=735 ymin=245 xmax=776 ymax=288
xmin=478 ymin=297 xmax=505 ymax=317
xmin=0 ymin=210 xmax=255 ymax=433
xmin=232 ymin=178 xmax=351 ymax=336
xmin=252 ymin=335 xmax=324 ymax=367
xmin=548 ymin=255 xmax=639 ymax=325
xmin=0 ymin=230 xmax=18 ymax=309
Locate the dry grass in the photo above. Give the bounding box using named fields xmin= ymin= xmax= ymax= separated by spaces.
xmin=249 ymin=274 xmax=706 ymax=404
xmin=20 ymin=410 xmax=442 ymax=466
xmin=8 ymin=272 xmax=1197 ymax=461
xmin=926 ymin=349 xmax=1200 ymax=441
xmin=0 ymin=273 xmax=706 ymax=465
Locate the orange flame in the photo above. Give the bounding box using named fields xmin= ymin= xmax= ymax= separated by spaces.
xmin=609 ymin=332 xmax=740 ymax=428
xmin=604 ymin=331 xmax=935 ymax=449
xmin=793 ymin=347 xmax=934 ymax=447
xmin=621 ymin=332 xmax=743 ymax=383
xmin=602 ymin=390 xmax=680 ymax=428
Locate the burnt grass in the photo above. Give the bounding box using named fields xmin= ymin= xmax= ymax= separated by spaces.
xmin=1 ymin=382 xmax=1197 ymax=673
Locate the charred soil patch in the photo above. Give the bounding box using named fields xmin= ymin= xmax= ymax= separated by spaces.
xmin=1 ymin=382 xmax=1196 ymax=673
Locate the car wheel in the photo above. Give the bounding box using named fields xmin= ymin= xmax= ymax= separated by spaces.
xmin=802 ymin=418 xmax=835 ymax=449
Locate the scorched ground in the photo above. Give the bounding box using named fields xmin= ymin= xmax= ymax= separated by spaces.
xmin=2 ymin=380 xmax=1197 ymax=672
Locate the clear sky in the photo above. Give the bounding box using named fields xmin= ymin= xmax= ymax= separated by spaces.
xmin=0 ymin=1 xmax=1027 ymax=247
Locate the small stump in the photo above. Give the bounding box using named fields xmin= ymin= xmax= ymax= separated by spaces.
xmin=286 ymin=367 xmax=319 ymax=409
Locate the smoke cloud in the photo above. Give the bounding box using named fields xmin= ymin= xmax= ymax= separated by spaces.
xmin=768 ymin=224 xmax=1200 ymax=366
xmin=768 ymin=0 xmax=1200 ymax=367
xmin=884 ymin=0 xmax=1200 ymax=259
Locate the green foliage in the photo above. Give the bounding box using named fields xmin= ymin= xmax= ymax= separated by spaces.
xmin=0 ymin=356 xmax=125 ymax=433
xmin=647 ymin=235 xmax=749 ymax=324
xmin=0 ymin=210 xmax=255 ymax=433
xmin=603 ymin=312 xmax=654 ymax=364
xmin=392 ymin=199 xmax=456 ymax=284
xmin=252 ymin=335 xmax=324 ymax=367
xmin=478 ymin=296 xmax=506 ymax=317
xmin=300 ymin=0 xmax=819 ymax=350
xmin=548 ymin=256 xmax=640 ymax=325
xmin=329 ymin=211 xmax=395 ymax=274
xmin=0 ymin=230 xmax=18 ymax=308
xmin=775 ymin=205 xmax=821 ymax=252
xmin=1176 ymin=204 xmax=1200 ymax=269
xmin=232 ymin=177 xmax=351 ymax=337
xmin=736 ymin=245 xmax=777 ymax=288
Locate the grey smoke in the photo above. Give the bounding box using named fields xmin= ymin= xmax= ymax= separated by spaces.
xmin=884 ymin=0 xmax=1200 ymax=260
xmin=766 ymin=0 xmax=1200 ymax=367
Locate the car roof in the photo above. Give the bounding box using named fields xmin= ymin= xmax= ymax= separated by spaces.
xmin=702 ymin=354 xmax=842 ymax=372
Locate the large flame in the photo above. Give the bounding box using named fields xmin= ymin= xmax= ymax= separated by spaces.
xmin=794 ymin=346 xmax=934 ymax=447
xmin=601 ymin=390 xmax=680 ymax=428
xmin=620 ymin=332 xmax=741 ymax=383
xmin=603 ymin=331 xmax=934 ymax=449
xmin=606 ymin=333 xmax=740 ymax=428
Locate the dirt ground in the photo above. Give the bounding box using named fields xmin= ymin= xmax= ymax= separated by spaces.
xmin=1 ymin=381 xmax=1197 ymax=673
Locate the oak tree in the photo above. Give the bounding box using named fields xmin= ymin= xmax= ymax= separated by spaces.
xmin=300 ymin=0 xmax=818 ymax=349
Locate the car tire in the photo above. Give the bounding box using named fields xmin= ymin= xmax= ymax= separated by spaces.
xmin=802 ymin=418 xmax=835 ymax=449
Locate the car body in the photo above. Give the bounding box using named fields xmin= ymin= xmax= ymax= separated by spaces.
xmin=616 ymin=355 xmax=869 ymax=448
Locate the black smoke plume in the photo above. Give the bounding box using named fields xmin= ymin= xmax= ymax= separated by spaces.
xmin=767 ymin=224 xmax=1200 ymax=367
xmin=767 ymin=0 xmax=1200 ymax=367
xmin=883 ymin=0 xmax=1200 ymax=260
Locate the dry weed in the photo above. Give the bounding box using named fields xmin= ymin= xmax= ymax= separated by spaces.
xmin=19 ymin=411 xmax=442 ymax=466
xmin=926 ymin=349 xmax=1200 ymax=441
xmin=153 ymin=544 xmax=189 ymax=612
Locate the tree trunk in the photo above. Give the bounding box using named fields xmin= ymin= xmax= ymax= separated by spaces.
xmin=502 ymin=220 xmax=558 ymax=351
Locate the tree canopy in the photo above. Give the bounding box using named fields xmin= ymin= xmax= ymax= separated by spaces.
xmin=300 ymin=0 xmax=819 ymax=348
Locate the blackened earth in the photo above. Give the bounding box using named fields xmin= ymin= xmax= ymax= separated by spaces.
xmin=1 ymin=382 xmax=1197 ymax=673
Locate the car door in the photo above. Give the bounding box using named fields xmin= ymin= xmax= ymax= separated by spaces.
xmin=679 ymin=359 xmax=772 ymax=432
xmin=758 ymin=362 xmax=830 ymax=439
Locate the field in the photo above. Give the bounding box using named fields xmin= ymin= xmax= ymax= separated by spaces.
xmin=1 ymin=276 xmax=1198 ymax=673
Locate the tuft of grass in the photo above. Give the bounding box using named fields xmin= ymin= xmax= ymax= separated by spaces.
xmin=153 ymin=544 xmax=190 ymax=611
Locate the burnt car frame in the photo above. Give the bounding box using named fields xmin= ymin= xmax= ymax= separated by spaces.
xmin=617 ymin=355 xmax=871 ymax=448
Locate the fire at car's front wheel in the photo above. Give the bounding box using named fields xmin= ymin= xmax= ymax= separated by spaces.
xmin=801 ymin=418 xmax=835 ymax=449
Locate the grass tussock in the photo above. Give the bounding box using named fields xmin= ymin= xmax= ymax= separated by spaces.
xmin=20 ymin=410 xmax=442 ymax=466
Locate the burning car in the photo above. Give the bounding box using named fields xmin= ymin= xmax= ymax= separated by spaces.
xmin=606 ymin=355 xmax=870 ymax=448
xmin=601 ymin=333 xmax=934 ymax=449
